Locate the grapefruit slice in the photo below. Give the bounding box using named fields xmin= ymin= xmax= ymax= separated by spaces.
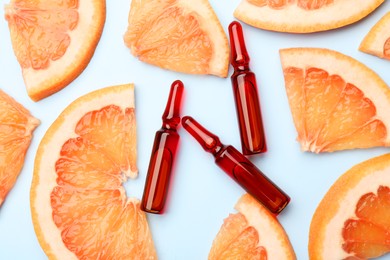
xmin=124 ymin=0 xmax=229 ymax=77
xmin=360 ymin=12 xmax=390 ymax=60
xmin=234 ymin=0 xmax=384 ymax=33
xmin=31 ymin=85 xmax=157 ymax=259
xmin=0 ymin=89 xmax=39 ymax=206
xmin=209 ymin=194 xmax=296 ymax=259
xmin=309 ymin=153 xmax=390 ymax=259
xmin=280 ymin=48 xmax=390 ymax=153
xmin=5 ymin=0 xmax=106 ymax=101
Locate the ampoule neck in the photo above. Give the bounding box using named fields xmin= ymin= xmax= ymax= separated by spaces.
xmin=229 ymin=21 xmax=251 ymax=73
xmin=161 ymin=117 xmax=180 ymax=131
xmin=210 ymin=140 xmax=225 ymax=157
xmin=161 ymin=80 xmax=184 ymax=131
xmin=182 ymin=116 xmax=225 ymax=156
xmin=233 ymin=64 xmax=251 ymax=73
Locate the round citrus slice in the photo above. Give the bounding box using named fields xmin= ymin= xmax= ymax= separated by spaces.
xmin=0 ymin=89 xmax=39 ymax=206
xmin=123 ymin=0 xmax=229 ymax=77
xmin=234 ymin=0 xmax=384 ymax=33
xmin=31 ymin=84 xmax=157 ymax=259
xmin=209 ymin=193 xmax=296 ymax=259
xmin=280 ymin=48 xmax=390 ymax=153
xmin=309 ymin=153 xmax=390 ymax=259
xmin=360 ymin=12 xmax=390 ymax=61
xmin=5 ymin=0 xmax=106 ymax=101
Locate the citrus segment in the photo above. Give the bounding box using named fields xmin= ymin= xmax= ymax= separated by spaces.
xmin=5 ymin=1 xmax=78 ymax=70
xmin=5 ymin=0 xmax=106 ymax=101
xmin=280 ymin=48 xmax=390 ymax=153
xmin=342 ymin=186 xmax=390 ymax=259
xmin=309 ymin=153 xmax=390 ymax=259
xmin=31 ymin=85 xmax=157 ymax=259
xmin=0 ymin=89 xmax=39 ymax=206
xmin=360 ymin=12 xmax=390 ymax=61
xmin=209 ymin=194 xmax=296 ymax=259
xmin=75 ymin=105 xmax=137 ymax=178
xmin=124 ymin=0 xmax=229 ymax=77
xmin=209 ymin=213 xmax=267 ymax=259
xmin=234 ymin=0 xmax=384 ymax=33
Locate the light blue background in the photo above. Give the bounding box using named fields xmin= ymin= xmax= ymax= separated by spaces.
xmin=0 ymin=1 xmax=390 ymax=259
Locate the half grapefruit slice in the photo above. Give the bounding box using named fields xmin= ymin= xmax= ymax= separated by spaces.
xmin=31 ymin=85 xmax=157 ymax=259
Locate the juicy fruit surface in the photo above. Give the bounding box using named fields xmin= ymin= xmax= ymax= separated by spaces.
xmin=5 ymin=0 xmax=78 ymax=70
xmin=309 ymin=153 xmax=390 ymax=260
xmin=124 ymin=0 xmax=228 ymax=77
xmin=0 ymin=90 xmax=39 ymax=206
xmin=54 ymin=105 xmax=137 ymax=191
xmin=31 ymin=85 xmax=156 ymax=259
xmin=280 ymin=48 xmax=390 ymax=153
xmin=125 ymin=0 xmax=211 ymax=73
xmin=283 ymin=66 xmax=386 ymax=152
xmin=209 ymin=213 xmax=266 ymax=259
xmin=4 ymin=0 xmax=106 ymax=101
xmin=209 ymin=194 xmax=296 ymax=260
xmin=342 ymin=186 xmax=390 ymax=258
xmin=52 ymin=105 xmax=154 ymax=258
xmin=248 ymin=0 xmax=333 ymax=10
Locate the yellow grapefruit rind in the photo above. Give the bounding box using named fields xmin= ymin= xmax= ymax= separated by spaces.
xmin=309 ymin=153 xmax=390 ymax=259
xmin=359 ymin=12 xmax=390 ymax=60
xmin=125 ymin=0 xmax=229 ymax=78
xmin=31 ymin=84 xmax=136 ymax=259
xmin=18 ymin=0 xmax=106 ymax=101
xmin=234 ymin=0 xmax=384 ymax=33
xmin=235 ymin=194 xmax=296 ymax=259
xmin=280 ymin=48 xmax=390 ymax=151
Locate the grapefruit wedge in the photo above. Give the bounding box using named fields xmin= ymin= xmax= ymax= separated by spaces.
xmin=280 ymin=48 xmax=390 ymax=153
xmin=124 ymin=0 xmax=229 ymax=77
xmin=234 ymin=0 xmax=384 ymax=33
xmin=31 ymin=85 xmax=157 ymax=259
xmin=209 ymin=194 xmax=296 ymax=259
xmin=5 ymin=0 xmax=106 ymax=101
xmin=309 ymin=153 xmax=390 ymax=259
xmin=0 ymin=89 xmax=39 ymax=206
xmin=360 ymin=12 xmax=390 ymax=61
